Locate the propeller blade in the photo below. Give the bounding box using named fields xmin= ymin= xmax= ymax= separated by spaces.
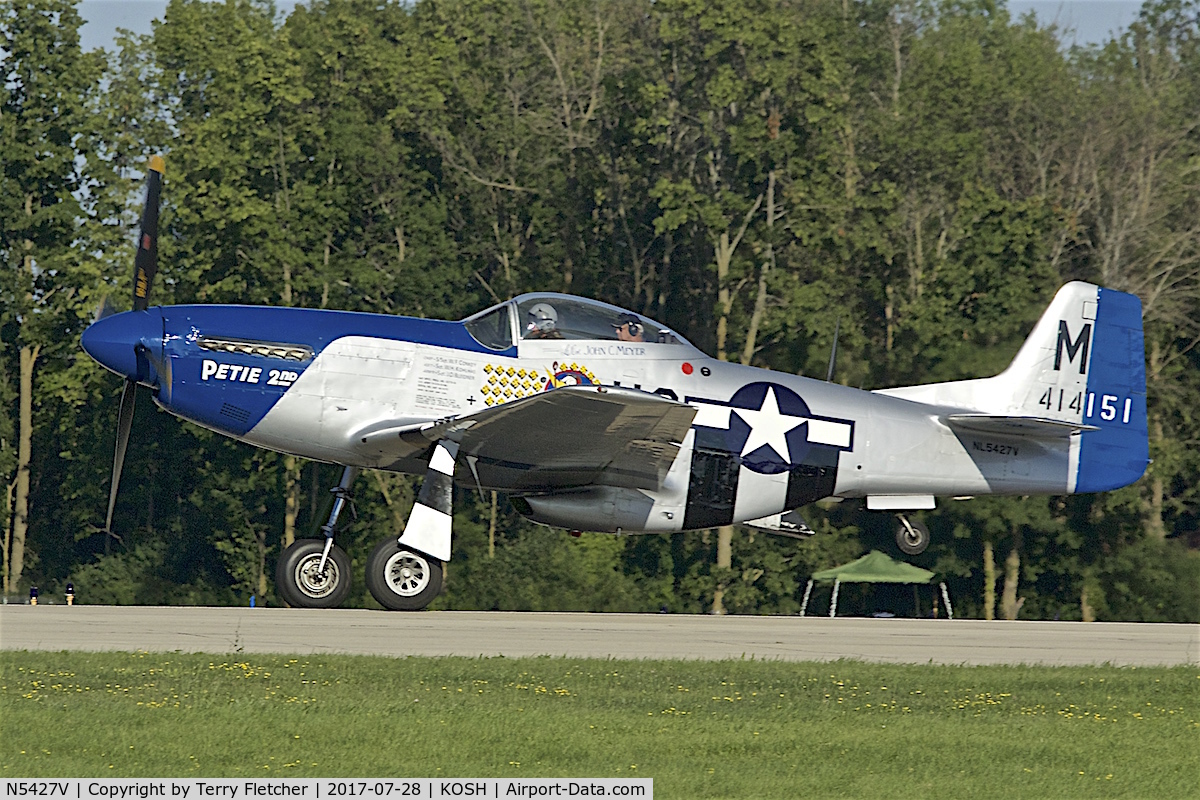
xmin=93 ymin=295 xmax=117 ymax=323
xmin=104 ymin=378 xmax=138 ymax=536
xmin=825 ymin=317 xmax=841 ymax=383
xmin=132 ymin=155 xmax=165 ymax=312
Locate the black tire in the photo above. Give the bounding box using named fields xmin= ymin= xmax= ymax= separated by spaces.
xmin=365 ymin=537 xmax=443 ymax=611
xmin=895 ymin=517 xmax=930 ymax=556
xmin=276 ymin=539 xmax=352 ymax=609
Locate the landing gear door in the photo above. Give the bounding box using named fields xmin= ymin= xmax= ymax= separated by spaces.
xmin=682 ymin=448 xmax=738 ymax=529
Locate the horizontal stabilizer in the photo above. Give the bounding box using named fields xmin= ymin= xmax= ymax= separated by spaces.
xmin=945 ymin=414 xmax=1099 ymax=438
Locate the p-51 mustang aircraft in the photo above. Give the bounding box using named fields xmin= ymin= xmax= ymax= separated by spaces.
xmin=82 ymin=159 xmax=1149 ymax=610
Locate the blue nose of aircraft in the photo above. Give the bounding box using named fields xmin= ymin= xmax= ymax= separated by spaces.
xmin=81 ymin=309 xmax=165 ymax=385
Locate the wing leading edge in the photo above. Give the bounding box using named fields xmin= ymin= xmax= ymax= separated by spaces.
xmin=356 ymin=385 xmax=696 ymax=493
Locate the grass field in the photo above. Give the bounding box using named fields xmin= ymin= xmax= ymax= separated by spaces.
xmin=1 ymin=651 xmax=1197 ymax=798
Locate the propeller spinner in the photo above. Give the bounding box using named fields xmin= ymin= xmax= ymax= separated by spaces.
xmin=81 ymin=156 xmax=165 ymax=540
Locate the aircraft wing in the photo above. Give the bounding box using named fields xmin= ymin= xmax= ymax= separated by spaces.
xmin=357 ymin=385 xmax=696 ymax=492
xmin=944 ymin=414 xmax=1099 ymax=437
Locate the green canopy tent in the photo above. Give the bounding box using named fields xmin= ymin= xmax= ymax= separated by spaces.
xmin=800 ymin=550 xmax=953 ymax=619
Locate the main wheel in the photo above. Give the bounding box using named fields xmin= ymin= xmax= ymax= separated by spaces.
xmin=895 ymin=516 xmax=930 ymax=556
xmin=366 ymin=537 xmax=443 ymax=611
xmin=276 ymin=539 xmax=352 ymax=608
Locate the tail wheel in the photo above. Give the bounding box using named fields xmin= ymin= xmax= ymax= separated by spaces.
xmin=366 ymin=537 xmax=443 ymax=611
xmin=895 ymin=516 xmax=930 ymax=556
xmin=276 ymin=539 xmax=352 ymax=608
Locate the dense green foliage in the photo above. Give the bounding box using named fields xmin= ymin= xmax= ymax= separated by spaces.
xmin=2 ymin=0 xmax=1198 ymax=619
xmin=3 ymin=651 xmax=1198 ymax=796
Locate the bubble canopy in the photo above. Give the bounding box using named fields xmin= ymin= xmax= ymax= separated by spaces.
xmin=462 ymin=292 xmax=699 ymax=352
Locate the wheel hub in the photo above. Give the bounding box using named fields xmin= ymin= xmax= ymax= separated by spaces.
xmin=384 ymin=552 xmax=430 ymax=597
xmin=296 ymin=555 xmax=340 ymax=599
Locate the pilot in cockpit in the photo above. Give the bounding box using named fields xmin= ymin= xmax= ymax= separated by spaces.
xmin=612 ymin=313 xmax=645 ymax=343
xmin=525 ymin=302 xmax=564 ymax=339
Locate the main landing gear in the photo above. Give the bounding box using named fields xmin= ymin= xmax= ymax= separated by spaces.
xmin=365 ymin=538 xmax=443 ymax=610
xmin=276 ymin=539 xmax=352 ymax=608
xmin=894 ymin=514 xmax=930 ymax=556
xmin=366 ymin=440 xmax=458 ymax=610
xmin=276 ymin=465 xmax=359 ymax=608
xmin=275 ymin=443 xmax=458 ymax=611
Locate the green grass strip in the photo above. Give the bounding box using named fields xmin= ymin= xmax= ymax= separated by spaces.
xmin=2 ymin=651 xmax=1197 ymax=798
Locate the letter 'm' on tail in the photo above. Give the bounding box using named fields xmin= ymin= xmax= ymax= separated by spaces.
xmin=878 ymin=281 xmax=1149 ymax=493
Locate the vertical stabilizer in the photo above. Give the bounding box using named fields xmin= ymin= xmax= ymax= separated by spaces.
xmin=1002 ymin=282 xmax=1105 ymax=421
xmin=997 ymin=282 xmax=1148 ymax=491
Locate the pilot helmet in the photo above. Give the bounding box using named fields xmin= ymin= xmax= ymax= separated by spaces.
xmin=527 ymin=302 xmax=558 ymax=333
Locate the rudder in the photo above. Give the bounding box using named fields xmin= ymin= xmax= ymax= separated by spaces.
xmin=1074 ymin=288 xmax=1148 ymax=492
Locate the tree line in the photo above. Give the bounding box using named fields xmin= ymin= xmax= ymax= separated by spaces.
xmin=3 ymin=0 xmax=1198 ymax=620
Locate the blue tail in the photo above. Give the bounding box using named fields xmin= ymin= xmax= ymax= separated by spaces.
xmin=1075 ymin=287 xmax=1149 ymax=493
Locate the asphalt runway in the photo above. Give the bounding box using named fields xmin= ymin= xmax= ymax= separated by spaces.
xmin=1 ymin=606 xmax=1196 ymax=666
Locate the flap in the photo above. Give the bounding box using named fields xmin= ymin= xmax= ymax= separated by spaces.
xmin=357 ymin=385 xmax=696 ymax=492
xmin=945 ymin=414 xmax=1099 ymax=438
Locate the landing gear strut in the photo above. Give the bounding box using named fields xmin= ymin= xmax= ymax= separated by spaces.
xmin=276 ymin=466 xmax=359 ymax=608
xmin=895 ymin=514 xmax=930 ymax=556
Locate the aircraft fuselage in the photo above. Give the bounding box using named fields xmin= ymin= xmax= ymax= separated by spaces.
xmin=83 ymin=284 xmax=1146 ymax=535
